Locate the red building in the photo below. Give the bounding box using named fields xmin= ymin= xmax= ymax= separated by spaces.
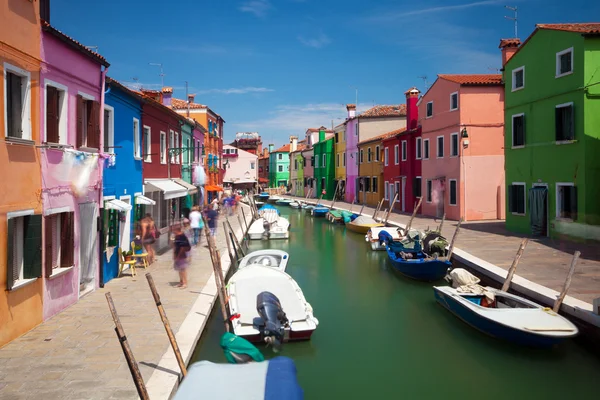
xmin=382 ymin=88 xmax=422 ymax=214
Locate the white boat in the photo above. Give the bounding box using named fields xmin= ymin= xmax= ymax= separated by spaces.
xmin=275 ymin=198 xmax=293 ymax=206
xmin=248 ymin=210 xmax=290 ymax=240
xmin=365 ymin=227 xmax=401 ymax=251
xmin=267 ymin=195 xmax=282 ymax=203
xmin=238 ymin=249 xmax=290 ymax=272
xmin=289 ymin=201 xmax=303 ymax=209
xmin=228 ymin=266 xmax=319 ymax=344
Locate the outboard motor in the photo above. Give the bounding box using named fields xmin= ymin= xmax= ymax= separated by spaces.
xmin=254 ymin=291 xmax=288 ymax=352
xmin=378 ymin=230 xmax=394 ymax=246
xmin=262 ymin=219 xmax=271 ymax=238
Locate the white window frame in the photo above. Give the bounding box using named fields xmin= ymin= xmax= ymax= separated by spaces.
xmin=375 ymin=145 xmax=380 ymax=162
xmin=555 ymin=102 xmax=575 ymax=144
xmin=394 ymin=145 xmax=399 ymax=165
xmin=160 ymin=131 xmax=167 ymax=164
xmin=415 ymin=176 xmax=422 ymax=198
xmin=449 ymin=179 xmax=458 ymax=206
xmin=278 ymin=165 xmax=283 ymax=172
xmin=555 ymin=182 xmax=576 ymax=221
xmin=426 ymin=101 xmax=433 ymax=118
xmin=450 ymin=92 xmax=458 ymax=111
xmin=384 ymin=147 xmax=389 ymax=166
xmin=367 ymin=147 xmax=372 ymax=163
xmin=511 ymin=182 xmax=526 ymax=216
xmin=556 ymin=47 xmax=574 ymax=78
xmin=511 ymin=113 xmax=525 ymax=149
xmin=169 ymin=130 xmax=175 ymax=163
xmin=174 ymin=132 xmax=180 ymax=164
xmin=416 ymin=137 xmax=422 ymax=160
xmin=185 ymin=137 xmax=191 ymax=164
xmin=250 ymin=162 xmax=255 ymax=169
xmin=395 ymin=182 xmax=400 ymax=203
xmin=450 ymin=133 xmax=459 ymax=157
xmin=6 ymin=209 xmax=36 ymax=290
xmin=278 ymin=153 xmax=283 ymax=160
xmin=423 ymin=139 xmax=429 ymax=160
xmin=401 ymin=140 xmax=407 ymax=161
xmin=436 ymin=135 xmax=444 ymax=158
xmin=4 ymin=63 xmax=32 ymax=141
xmin=143 ymin=125 xmax=152 ymax=162
xmin=384 ymin=181 xmax=389 ymax=200
xmin=372 ymin=176 xmax=378 ymax=194
xmin=426 ymin=180 xmax=433 ymax=203
xmin=511 ymin=66 xmax=525 ymax=92
xmin=102 ymin=104 xmax=115 ymax=153
xmin=133 ymin=118 xmax=141 ymax=159
xmin=44 ymin=79 xmax=69 ymax=145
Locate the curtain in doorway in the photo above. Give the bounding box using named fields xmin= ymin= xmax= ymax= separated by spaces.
xmin=529 ymin=187 xmax=548 ymax=236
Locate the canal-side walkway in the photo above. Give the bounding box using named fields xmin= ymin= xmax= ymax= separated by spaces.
xmin=287 ymin=196 xmax=600 ymax=306
xmin=0 ymin=208 xmax=249 ymax=400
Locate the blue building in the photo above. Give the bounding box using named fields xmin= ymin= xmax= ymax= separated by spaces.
xmin=101 ymin=78 xmax=154 ymax=284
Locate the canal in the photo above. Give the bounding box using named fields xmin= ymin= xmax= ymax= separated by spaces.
xmin=192 ymin=206 xmax=599 ymax=399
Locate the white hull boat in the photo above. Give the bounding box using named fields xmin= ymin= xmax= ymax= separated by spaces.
xmin=365 ymin=227 xmax=401 ymax=251
xmin=248 ymin=210 xmax=290 ymax=240
xmin=238 ymin=250 xmax=290 ymax=272
xmin=267 ymin=195 xmax=282 ymax=203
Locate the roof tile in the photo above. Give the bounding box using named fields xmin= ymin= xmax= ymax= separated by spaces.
xmin=537 ymin=23 xmax=600 ymax=34
xmin=171 ymin=97 xmax=206 ymax=110
xmin=359 ymin=104 xmax=407 ymax=118
xmin=41 ymin=22 xmax=109 ymax=67
xmin=438 ymin=74 xmax=502 ymax=86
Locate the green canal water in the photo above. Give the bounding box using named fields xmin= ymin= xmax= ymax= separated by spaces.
xmin=191 ymin=207 xmax=599 ymax=399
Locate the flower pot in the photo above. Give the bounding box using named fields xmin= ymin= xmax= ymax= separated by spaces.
xmin=124 ymin=255 xmax=133 ymax=261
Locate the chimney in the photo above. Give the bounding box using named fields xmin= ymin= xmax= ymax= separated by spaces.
xmin=268 ymin=144 xmax=274 ymax=153
xmin=162 ymin=87 xmax=173 ymax=107
xmin=257 ymin=141 xmax=262 ymax=155
xmin=404 ymin=87 xmax=421 ymax=130
xmin=290 ymin=136 xmax=298 ymax=152
xmin=346 ymin=103 xmax=356 ymax=119
xmin=188 ymin=94 xmax=195 ymax=104
xmin=318 ymin=127 xmax=326 ymax=143
xmin=499 ymin=39 xmax=521 ymax=67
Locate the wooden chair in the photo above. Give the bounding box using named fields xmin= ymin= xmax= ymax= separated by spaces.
xmin=118 ymin=248 xmax=137 ymax=277
xmin=131 ymin=241 xmax=149 ymax=271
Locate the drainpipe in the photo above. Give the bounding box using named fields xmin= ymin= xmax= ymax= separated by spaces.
xmin=99 ymin=66 xmax=108 ymax=288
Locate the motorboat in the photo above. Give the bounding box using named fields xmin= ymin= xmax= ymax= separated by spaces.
xmin=248 ymin=209 xmax=290 ymax=240
xmin=238 ymin=249 xmax=290 ymax=272
xmin=267 ymin=195 xmax=282 ymax=203
xmin=258 ymin=204 xmax=280 ymax=215
xmin=275 ymin=198 xmax=293 ymax=206
xmin=386 ymin=246 xmax=451 ymax=281
xmin=227 ymin=266 xmax=319 ymax=345
xmin=433 ymin=269 xmax=579 ymax=347
xmin=365 ymin=227 xmax=401 ymax=251
xmin=345 ymin=215 xmax=384 ymax=234
xmin=255 ymin=192 xmax=270 ymax=202
xmin=289 ymin=200 xmax=303 ymax=209
xmin=311 ymin=206 xmax=329 ymax=217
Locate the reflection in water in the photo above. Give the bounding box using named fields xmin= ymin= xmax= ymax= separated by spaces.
xmin=192 ymin=207 xmax=598 ymax=400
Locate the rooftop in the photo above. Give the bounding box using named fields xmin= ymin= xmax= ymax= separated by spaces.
xmin=537 ymin=23 xmax=600 ymax=34
xmin=42 ymin=22 xmax=110 ymax=67
xmin=438 ymin=74 xmax=503 ymax=86
xmin=358 ymin=129 xmax=403 ymax=145
xmin=306 ymin=127 xmax=333 ymax=133
xmin=171 ymin=97 xmax=206 ymax=110
xmin=359 ymin=104 xmax=407 ymax=118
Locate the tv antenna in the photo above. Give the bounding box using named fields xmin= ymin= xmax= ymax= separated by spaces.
xmin=505 ymin=5 xmax=518 ymax=38
xmin=149 ymin=62 xmax=165 ymax=87
xmin=418 ymin=75 xmax=429 ymax=90
xmin=85 ymin=45 xmax=99 ymax=52
xmin=488 ymin=66 xmax=501 ymax=73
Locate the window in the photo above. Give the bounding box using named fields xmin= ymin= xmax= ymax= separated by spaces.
xmin=174 ymin=132 xmax=179 ymax=164
xmin=512 ymin=114 xmax=525 ymax=147
xmin=250 ymin=162 xmax=255 ymax=169
xmin=413 ymin=177 xmax=422 ymax=198
xmin=401 ymin=141 xmax=407 ymax=161
xmin=416 ymin=138 xmax=422 ymax=160
xmin=356 ymin=123 xmax=359 ymax=137
xmin=450 ymin=133 xmax=459 ymax=157
xmin=367 ymin=147 xmax=372 ymax=163
xmin=372 ymin=177 xmax=378 ymax=193
xmin=450 ymin=92 xmax=458 ymax=111
xmin=142 ymin=126 xmax=151 ymax=162
xmin=556 ymin=183 xmax=577 ymax=220
xmin=426 ymin=180 xmax=432 ymax=202
xmin=45 ymin=81 xmax=68 ymax=144
xmin=295 ymin=159 xmax=298 ymax=170
xmin=133 ymin=118 xmax=141 ymax=159
xmin=310 ymin=156 xmax=314 ymax=166
xmin=44 ymin=212 xmax=74 ymax=277
xmin=555 ymin=103 xmax=574 ymax=141
xmin=6 ymin=212 xmax=42 ymax=290
xmin=394 ymin=145 xmax=399 ymax=164
xmin=437 ymin=136 xmax=444 ymax=158
xmin=343 ymin=152 xmax=346 ymax=167
xmin=426 ymin=101 xmax=433 ymax=118
xmin=102 ymin=106 xmax=114 ymax=153
xmin=336 ymin=154 xmax=340 ymax=167
xmin=360 ymin=149 xmax=364 ymax=164
xmin=5 ymin=64 xmax=32 ymax=140
xmin=185 ymin=138 xmax=191 ymax=164
xmin=278 ymin=165 xmax=283 ymax=172
xmin=423 ymin=139 xmax=429 ymax=160
xmin=384 ymin=147 xmax=389 ymax=166
xmin=321 ymin=177 xmax=326 ymax=191
xmin=395 ymin=182 xmax=400 ymax=202
xmin=278 ymin=153 xmax=283 ymax=160
xmin=315 ymin=155 xmax=319 ymax=168
xmin=556 ymin=48 xmax=573 ymax=77
xmin=375 ymin=145 xmax=380 ymax=162
xmin=169 ymin=130 xmax=175 ymax=163
xmin=388 ymin=181 xmax=395 ymax=202
xmin=364 ymin=177 xmax=371 ymax=192
xmin=449 ymin=179 xmax=457 ymax=206
xmin=160 ymin=132 xmax=166 ymax=164
xmin=384 ymin=181 xmax=389 ymax=200
xmin=322 ymin=154 xmax=326 ymax=167
xmin=512 ymin=66 xmax=525 ymax=91
xmin=508 ymin=183 xmax=526 ymax=215
xmin=335 ymin=132 xmax=339 ymax=143
xmin=76 ymin=94 xmax=100 ymax=149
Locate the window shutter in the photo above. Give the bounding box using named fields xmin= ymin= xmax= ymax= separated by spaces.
xmin=76 ymin=95 xmax=84 ymax=147
xmin=23 ymin=215 xmax=43 ymax=279
xmin=46 ymin=86 xmax=59 ymax=143
xmin=555 ymin=107 xmax=562 ymax=141
xmin=60 ymin=212 xmax=74 ymax=267
xmin=88 ymin=101 xmax=100 ymax=149
xmin=570 ymin=186 xmax=578 ymax=221
xmin=44 ymin=215 xmax=54 ymax=277
xmin=507 ymin=185 xmax=514 ymax=213
xmin=7 ymin=218 xmax=15 ymax=290
xmin=9 ymin=74 xmax=24 ymax=138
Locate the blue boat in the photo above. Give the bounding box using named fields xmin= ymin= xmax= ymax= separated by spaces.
xmin=255 ymin=192 xmax=270 ymax=201
xmin=386 ymin=247 xmax=451 ymax=281
xmin=259 ymin=204 xmax=280 ymax=215
xmin=311 ymin=206 xmax=329 ymax=217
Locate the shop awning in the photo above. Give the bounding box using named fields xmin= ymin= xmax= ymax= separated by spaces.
xmin=231 ymin=179 xmax=257 ymax=184
xmin=135 ymin=194 xmax=156 ymax=205
xmin=173 ymin=179 xmax=198 ymax=194
xmin=205 ymin=185 xmax=224 ymax=192
xmin=145 ymin=179 xmax=188 ymax=200
xmin=258 ymin=177 xmax=269 ymax=183
xmin=105 ymin=199 xmax=133 ymax=212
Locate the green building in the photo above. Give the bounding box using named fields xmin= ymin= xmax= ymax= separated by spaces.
xmin=269 ymin=144 xmax=291 ymax=188
xmin=502 ymin=23 xmax=600 ymax=241
xmin=313 ymin=129 xmax=335 ymax=200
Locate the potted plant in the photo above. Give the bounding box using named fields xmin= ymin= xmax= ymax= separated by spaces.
xmin=133 ymin=237 xmax=144 ymax=255
xmin=123 ymin=249 xmax=133 ymax=261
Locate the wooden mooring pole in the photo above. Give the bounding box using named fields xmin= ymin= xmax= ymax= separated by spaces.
xmin=437 ymin=213 xmax=446 ymax=234
xmin=241 ymin=207 xmax=249 ymax=234
xmin=330 ymin=180 xmax=341 ymax=210
xmin=402 ymin=197 xmax=423 ymax=235
xmin=553 ymin=251 xmax=581 ymax=313
xmin=227 ymin=219 xmax=246 ymax=257
xmin=384 ymin=192 xmax=399 ymax=225
xmin=145 ymin=274 xmax=188 ymax=377
xmin=501 ymin=238 xmax=529 ymax=292
xmin=223 ymin=221 xmax=236 ymax=266
xmin=372 ymin=199 xmax=383 ymax=220
xmin=445 ymin=218 xmax=462 ymax=261
xmin=203 ymin=225 xmax=230 ymax=332
xmin=105 ymin=293 xmax=150 ymax=400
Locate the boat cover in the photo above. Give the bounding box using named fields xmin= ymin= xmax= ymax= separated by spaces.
xmin=173 ymin=356 xmax=303 ymax=400
xmin=448 ymin=268 xmax=495 ymax=302
xmin=220 ymin=332 xmax=264 ymax=363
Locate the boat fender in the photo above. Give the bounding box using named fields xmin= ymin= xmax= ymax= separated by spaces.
xmin=229 ymin=313 xmax=241 ymax=321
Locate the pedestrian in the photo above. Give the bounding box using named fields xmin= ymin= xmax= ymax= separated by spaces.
xmin=206 ymin=205 xmax=219 ymax=237
xmin=172 ymin=225 xmax=191 ymax=289
xmin=211 ymin=197 xmax=219 ymax=212
xmin=140 ymin=213 xmax=158 ymax=264
xmin=189 ymin=206 xmax=204 ymax=246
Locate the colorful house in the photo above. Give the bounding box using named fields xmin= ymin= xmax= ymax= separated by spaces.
xmin=269 ymin=144 xmax=291 ymax=188
xmin=382 ymin=88 xmax=421 ymax=214
xmin=502 ymin=24 xmax=600 ymax=240
xmin=190 ymin=119 xmax=206 ymax=205
xmin=334 ymin=122 xmax=347 ymax=200
xmin=231 ymin=132 xmax=262 ymax=155
xmin=420 ymin=74 xmax=505 ymax=221
xmin=223 ymin=144 xmax=258 ymax=191
xmin=289 ymin=137 xmax=307 ymax=197
xmin=313 ymin=129 xmax=335 ymax=200
xmin=345 ymin=104 xmax=407 ymax=203
xmin=1 ymin=0 xmax=44 ymax=347
xmin=301 ymin=146 xmax=315 ymax=197
xmin=258 ymin=146 xmax=271 ymax=188
xmin=102 ymin=78 xmax=151 ymax=285
xmin=358 ymin=133 xmax=391 ymax=206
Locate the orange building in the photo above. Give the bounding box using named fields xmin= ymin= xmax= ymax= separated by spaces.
xmin=0 ymin=0 xmax=44 ymax=346
xmin=357 ymin=132 xmax=396 ymax=206
xmin=172 ymin=95 xmax=225 ymax=203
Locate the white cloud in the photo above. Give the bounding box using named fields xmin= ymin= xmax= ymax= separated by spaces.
xmin=196 ymin=87 xmax=274 ymax=95
xmin=298 ymin=33 xmax=331 ymax=49
xmin=369 ymin=0 xmax=503 ymax=22
xmin=239 ymin=0 xmax=271 ymax=18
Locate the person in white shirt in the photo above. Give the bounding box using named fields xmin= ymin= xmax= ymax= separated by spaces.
xmin=188 ymin=206 xmax=204 ymax=246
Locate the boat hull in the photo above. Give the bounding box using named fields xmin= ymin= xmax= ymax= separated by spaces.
xmin=387 ymin=248 xmax=450 ymax=281
xmin=433 ymin=288 xmax=571 ymax=347
xmin=269 ymin=231 xmax=290 ymax=239
xmin=346 ymin=222 xmax=383 ymax=234
xmin=312 ymin=208 xmax=328 ymax=217
xmin=236 ymin=327 xmax=316 ymax=344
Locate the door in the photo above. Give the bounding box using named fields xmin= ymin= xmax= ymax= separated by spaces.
xmin=389 ymin=183 xmax=395 ymax=207
xmin=529 ymin=185 xmax=548 ymax=236
xmin=401 ymin=177 xmax=406 ymax=212
xmin=433 ymin=179 xmax=445 ymax=218
xmin=79 ymin=202 xmax=98 ymax=296
xmin=119 ymin=197 xmax=131 ymax=252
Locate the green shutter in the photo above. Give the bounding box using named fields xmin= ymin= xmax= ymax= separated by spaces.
xmin=7 ymin=218 xmax=14 ymax=290
xmin=23 ymin=215 xmax=42 ymax=279
xmin=108 ymin=209 xmax=119 ymax=247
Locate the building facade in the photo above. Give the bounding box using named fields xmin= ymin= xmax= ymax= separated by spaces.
xmin=289 ymin=137 xmax=306 ymax=197
xmin=269 ymin=144 xmax=291 ymax=188
xmin=334 ymin=122 xmax=346 ymax=200
xmin=502 ymin=24 xmax=600 ymax=240
xmin=302 ymin=147 xmax=315 ymax=197
xmin=258 ymin=146 xmax=270 ymax=188
xmin=313 ymin=130 xmax=335 ymax=200
xmin=223 ymin=144 xmax=258 ymax=191
xmin=231 ymin=132 xmax=262 ymax=155
xmin=358 ymin=133 xmax=390 ymax=206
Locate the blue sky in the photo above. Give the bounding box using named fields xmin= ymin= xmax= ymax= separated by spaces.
xmin=52 ymin=0 xmax=598 ymax=147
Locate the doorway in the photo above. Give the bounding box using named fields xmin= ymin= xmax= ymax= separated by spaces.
xmin=529 ymin=184 xmax=548 ymax=237
xmin=79 ymin=202 xmax=98 ymax=297
xmin=119 ymin=196 xmax=131 ymax=252
xmin=433 ymin=179 xmax=445 ymax=218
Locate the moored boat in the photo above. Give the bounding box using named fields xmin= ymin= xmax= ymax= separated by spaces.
xmin=275 ymin=198 xmax=293 ymax=206
xmin=386 ymin=246 xmax=451 ymax=281
xmin=258 ymin=203 xmax=280 ymax=215
xmin=365 ymin=227 xmax=401 ymax=251
xmin=267 ymin=195 xmax=282 ymax=203
xmin=238 ymin=249 xmax=290 ymax=272
xmin=248 ymin=209 xmax=290 ymax=240
xmin=255 ymin=192 xmax=270 ymax=202
xmin=345 ymin=215 xmax=384 ymax=234
xmin=311 ymin=206 xmax=329 ymax=217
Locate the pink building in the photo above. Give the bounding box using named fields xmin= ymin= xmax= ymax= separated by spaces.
xmin=420 ymin=75 xmax=505 ymax=221
xmin=40 ymin=22 xmax=109 ymax=319
xmin=223 ymin=144 xmax=258 ymax=190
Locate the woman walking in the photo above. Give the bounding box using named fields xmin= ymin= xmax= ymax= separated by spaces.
xmin=172 ymin=224 xmax=191 ymax=289
xmin=141 ymin=214 xmax=158 ymax=264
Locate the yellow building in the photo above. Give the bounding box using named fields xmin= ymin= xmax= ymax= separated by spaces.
xmin=333 ymin=122 xmax=346 ymax=200
xmin=357 ymin=132 xmax=394 ymax=206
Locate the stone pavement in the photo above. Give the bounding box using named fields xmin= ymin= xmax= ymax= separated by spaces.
xmin=0 ymin=210 xmax=246 ymax=400
xmin=291 ymin=196 xmax=600 ymax=305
